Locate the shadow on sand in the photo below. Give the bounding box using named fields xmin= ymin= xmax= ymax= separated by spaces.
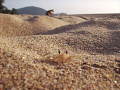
xmin=38 ymin=20 xmax=120 ymax=55
xmin=39 ymin=20 xmax=96 ymax=35
xmin=39 ymin=20 xmax=120 ymax=35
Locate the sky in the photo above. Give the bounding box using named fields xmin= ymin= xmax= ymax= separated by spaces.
xmin=3 ymin=0 xmax=120 ymax=14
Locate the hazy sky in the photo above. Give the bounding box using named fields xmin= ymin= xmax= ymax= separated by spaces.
xmin=3 ymin=0 xmax=120 ymax=14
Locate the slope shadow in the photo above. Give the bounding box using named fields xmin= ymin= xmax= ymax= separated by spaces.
xmin=91 ymin=64 xmax=107 ymax=69
xmin=96 ymin=21 xmax=120 ymax=30
xmin=65 ymin=30 xmax=120 ymax=55
xmin=38 ymin=20 xmax=120 ymax=55
xmin=41 ymin=59 xmax=58 ymax=66
xmin=114 ymin=59 xmax=120 ymax=74
xmin=39 ymin=19 xmax=120 ymax=35
xmin=107 ymin=31 xmax=120 ymax=53
xmin=39 ymin=20 xmax=96 ymax=35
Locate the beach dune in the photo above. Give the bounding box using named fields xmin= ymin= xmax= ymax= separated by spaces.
xmin=0 ymin=14 xmax=69 ymax=37
xmin=0 ymin=13 xmax=120 ymax=90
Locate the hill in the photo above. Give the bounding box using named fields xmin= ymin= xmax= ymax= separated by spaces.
xmin=17 ymin=6 xmax=67 ymax=15
xmin=17 ymin=6 xmax=47 ymax=15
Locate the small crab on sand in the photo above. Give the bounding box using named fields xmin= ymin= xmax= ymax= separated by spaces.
xmin=47 ymin=49 xmax=74 ymax=65
xmin=57 ymin=50 xmax=73 ymax=65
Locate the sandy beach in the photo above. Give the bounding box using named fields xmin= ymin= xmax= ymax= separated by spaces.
xmin=0 ymin=13 xmax=120 ymax=90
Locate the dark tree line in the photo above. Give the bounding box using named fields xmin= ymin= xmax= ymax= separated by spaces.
xmin=0 ymin=0 xmax=18 ymax=14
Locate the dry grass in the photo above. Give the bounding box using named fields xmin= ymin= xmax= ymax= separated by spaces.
xmin=0 ymin=13 xmax=120 ymax=90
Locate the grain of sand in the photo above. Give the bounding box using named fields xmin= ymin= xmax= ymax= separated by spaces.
xmin=0 ymin=13 xmax=120 ymax=90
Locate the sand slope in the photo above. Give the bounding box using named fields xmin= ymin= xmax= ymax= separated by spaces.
xmin=0 ymin=14 xmax=69 ymax=37
xmin=54 ymin=15 xmax=88 ymax=24
xmin=0 ymin=14 xmax=120 ymax=90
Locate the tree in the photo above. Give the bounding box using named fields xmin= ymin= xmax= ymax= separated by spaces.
xmin=0 ymin=0 xmax=4 ymax=6
xmin=0 ymin=0 xmax=4 ymax=12
xmin=12 ymin=8 xmax=18 ymax=14
xmin=0 ymin=0 xmax=18 ymax=14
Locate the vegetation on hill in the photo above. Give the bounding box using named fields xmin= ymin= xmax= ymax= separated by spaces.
xmin=17 ymin=6 xmax=47 ymax=15
xmin=17 ymin=6 xmax=67 ymax=15
xmin=0 ymin=0 xmax=67 ymax=15
xmin=0 ymin=0 xmax=18 ymax=14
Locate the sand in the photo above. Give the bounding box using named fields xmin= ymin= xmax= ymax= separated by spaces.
xmin=0 ymin=13 xmax=120 ymax=90
xmin=0 ymin=14 xmax=69 ymax=37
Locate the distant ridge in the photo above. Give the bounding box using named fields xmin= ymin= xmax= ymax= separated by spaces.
xmin=17 ymin=6 xmax=47 ymax=15
xmin=17 ymin=6 xmax=67 ymax=15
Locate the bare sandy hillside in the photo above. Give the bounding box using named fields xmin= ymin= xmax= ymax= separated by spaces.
xmin=0 ymin=14 xmax=69 ymax=37
xmin=0 ymin=14 xmax=120 ymax=90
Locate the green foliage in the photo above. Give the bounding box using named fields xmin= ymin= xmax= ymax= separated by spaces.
xmin=0 ymin=0 xmax=4 ymax=10
xmin=0 ymin=0 xmax=4 ymax=6
xmin=0 ymin=0 xmax=18 ymax=14
xmin=11 ymin=8 xmax=18 ymax=14
xmin=0 ymin=7 xmax=18 ymax=14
